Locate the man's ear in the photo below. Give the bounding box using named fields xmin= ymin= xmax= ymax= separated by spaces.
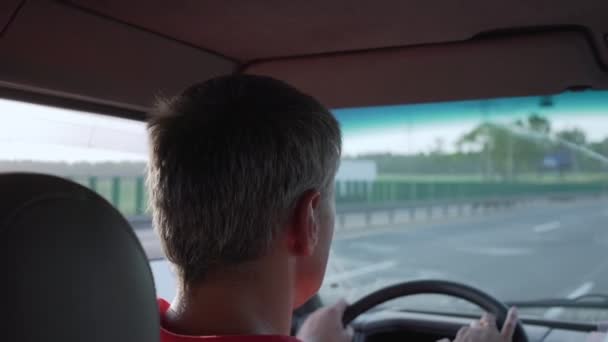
xmin=286 ymin=190 xmax=322 ymax=256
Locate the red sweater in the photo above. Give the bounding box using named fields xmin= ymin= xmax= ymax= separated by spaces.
xmin=159 ymin=299 xmax=302 ymax=342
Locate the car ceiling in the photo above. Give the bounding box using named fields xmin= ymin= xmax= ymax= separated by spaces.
xmin=1 ymin=0 xmax=607 ymax=120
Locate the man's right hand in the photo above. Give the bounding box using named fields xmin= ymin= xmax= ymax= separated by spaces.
xmin=438 ymin=307 xmax=519 ymax=342
xmin=296 ymin=299 xmax=354 ymax=342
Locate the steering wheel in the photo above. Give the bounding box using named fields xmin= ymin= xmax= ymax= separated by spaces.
xmin=342 ymin=280 xmax=528 ymax=342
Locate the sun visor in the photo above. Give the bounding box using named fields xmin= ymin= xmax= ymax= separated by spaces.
xmin=0 ymin=0 xmax=235 ymax=117
xmin=247 ymin=30 xmax=608 ymax=109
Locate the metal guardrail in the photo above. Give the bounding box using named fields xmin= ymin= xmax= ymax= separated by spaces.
xmin=65 ymin=175 xmax=608 ymax=225
xmin=333 ymin=192 xmax=601 ymax=228
xmin=128 ymin=191 xmax=606 ymax=231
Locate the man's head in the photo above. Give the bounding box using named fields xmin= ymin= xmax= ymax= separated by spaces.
xmin=147 ymin=75 xmax=341 ymax=307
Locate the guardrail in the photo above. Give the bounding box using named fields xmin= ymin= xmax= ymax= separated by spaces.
xmin=65 ymin=175 xmax=608 ymax=226
xmin=334 ymin=191 xmax=604 ymax=229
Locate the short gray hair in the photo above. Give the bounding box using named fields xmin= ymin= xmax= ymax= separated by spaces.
xmin=147 ymin=75 xmax=341 ymax=284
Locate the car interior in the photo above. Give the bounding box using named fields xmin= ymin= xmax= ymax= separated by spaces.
xmin=1 ymin=1 xmax=608 ymax=342
xmin=0 ymin=173 xmax=159 ymax=341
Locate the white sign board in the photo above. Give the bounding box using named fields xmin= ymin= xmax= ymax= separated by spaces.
xmin=335 ymin=160 xmax=377 ymax=182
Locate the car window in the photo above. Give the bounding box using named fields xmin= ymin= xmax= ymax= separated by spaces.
xmin=3 ymin=90 xmax=608 ymax=323
xmin=0 ymin=98 xmax=175 ymax=294
xmin=0 ymin=99 xmax=148 ymax=217
xmin=322 ymin=90 xmax=608 ymax=322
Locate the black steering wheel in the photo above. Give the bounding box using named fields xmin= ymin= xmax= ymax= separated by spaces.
xmin=342 ymin=280 xmax=528 ymax=342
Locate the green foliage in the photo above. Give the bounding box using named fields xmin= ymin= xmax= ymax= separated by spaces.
xmin=354 ymin=114 xmax=608 ymax=179
xmin=451 ymin=114 xmax=554 ymax=180
xmin=590 ymin=138 xmax=608 ymax=157
xmin=557 ymin=128 xmax=587 ymax=146
xmin=346 ymin=152 xmax=485 ymax=175
xmin=527 ymin=114 xmax=551 ymax=134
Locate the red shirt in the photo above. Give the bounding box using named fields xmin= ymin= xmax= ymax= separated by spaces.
xmin=159 ymin=299 xmax=302 ymax=342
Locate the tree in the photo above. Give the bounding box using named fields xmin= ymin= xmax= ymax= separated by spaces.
xmin=527 ymin=114 xmax=551 ymax=134
xmin=556 ymin=128 xmax=587 ymax=146
xmin=457 ymin=122 xmax=511 ymax=180
xmin=457 ymin=114 xmax=554 ymax=180
xmin=590 ymin=138 xmax=608 ymax=157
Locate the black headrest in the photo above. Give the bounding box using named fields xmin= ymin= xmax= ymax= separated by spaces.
xmin=0 ymin=173 xmax=159 ymax=341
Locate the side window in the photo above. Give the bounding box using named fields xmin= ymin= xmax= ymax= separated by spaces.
xmin=0 ymin=99 xmax=149 ymax=223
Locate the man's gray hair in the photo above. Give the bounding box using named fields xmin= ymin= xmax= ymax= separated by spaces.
xmin=147 ymin=75 xmax=341 ymax=284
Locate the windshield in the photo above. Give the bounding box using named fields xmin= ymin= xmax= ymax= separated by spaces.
xmin=2 ymin=90 xmax=608 ymax=323
xmin=319 ymin=90 xmax=608 ymax=322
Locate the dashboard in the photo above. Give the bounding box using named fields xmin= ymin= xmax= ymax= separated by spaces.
xmin=344 ymin=310 xmax=599 ymax=342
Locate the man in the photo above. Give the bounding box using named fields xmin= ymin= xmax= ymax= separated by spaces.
xmin=147 ymin=74 xmax=518 ymax=342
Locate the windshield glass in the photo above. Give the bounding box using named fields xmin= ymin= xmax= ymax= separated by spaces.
xmin=319 ymin=90 xmax=608 ymax=322
xmin=2 ymin=90 xmax=608 ymax=323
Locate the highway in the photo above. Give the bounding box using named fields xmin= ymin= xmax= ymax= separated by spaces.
xmin=142 ymin=197 xmax=608 ymax=321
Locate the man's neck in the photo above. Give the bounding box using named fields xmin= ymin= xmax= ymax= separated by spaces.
xmin=163 ymin=257 xmax=294 ymax=336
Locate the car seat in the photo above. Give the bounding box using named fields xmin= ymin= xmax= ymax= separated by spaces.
xmin=0 ymin=173 xmax=159 ymax=341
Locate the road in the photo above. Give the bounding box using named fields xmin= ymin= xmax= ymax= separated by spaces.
xmin=143 ymin=197 xmax=608 ymax=320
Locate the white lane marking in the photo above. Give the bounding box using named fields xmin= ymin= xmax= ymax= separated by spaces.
xmin=567 ymin=282 xmax=594 ymax=298
xmin=324 ymin=260 xmax=398 ymax=284
xmin=533 ymin=221 xmax=561 ymax=233
xmin=456 ymin=247 xmax=532 ymax=256
xmin=544 ymin=282 xmax=594 ymax=319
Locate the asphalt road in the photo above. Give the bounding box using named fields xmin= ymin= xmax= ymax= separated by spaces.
xmin=144 ymin=197 xmax=608 ymax=320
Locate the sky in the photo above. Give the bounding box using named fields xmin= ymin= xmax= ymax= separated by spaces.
xmin=0 ymin=99 xmax=147 ymax=162
xmin=336 ymin=90 xmax=608 ymax=156
xmin=341 ymin=114 xmax=608 ymax=156
xmin=0 ymin=90 xmax=607 ymax=163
